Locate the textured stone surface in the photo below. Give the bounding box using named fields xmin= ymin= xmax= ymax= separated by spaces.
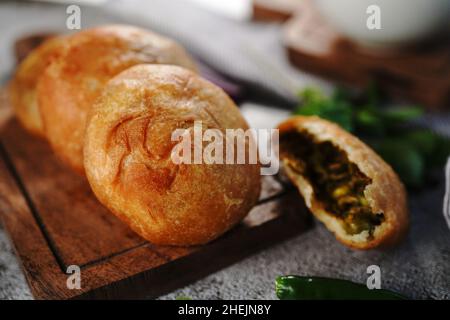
xmin=0 ymin=230 xmax=32 ymax=300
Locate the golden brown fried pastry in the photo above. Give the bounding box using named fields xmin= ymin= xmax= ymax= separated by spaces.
xmin=278 ymin=116 xmax=408 ymax=249
xmin=9 ymin=36 xmax=65 ymax=136
xmin=37 ymin=25 xmax=197 ymax=173
xmin=84 ymin=64 xmax=261 ymax=246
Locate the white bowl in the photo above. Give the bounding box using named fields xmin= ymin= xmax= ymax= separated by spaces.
xmin=315 ymin=0 xmax=450 ymax=48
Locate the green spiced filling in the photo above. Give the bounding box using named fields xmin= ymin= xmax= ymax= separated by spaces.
xmin=280 ymin=131 xmax=384 ymax=237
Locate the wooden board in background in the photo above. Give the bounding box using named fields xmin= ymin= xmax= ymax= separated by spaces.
xmin=283 ymin=0 xmax=450 ymax=108
xmin=252 ymin=0 xmax=300 ymax=22
xmin=0 ymin=103 xmax=310 ymax=299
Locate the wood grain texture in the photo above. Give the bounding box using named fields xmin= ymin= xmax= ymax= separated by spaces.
xmin=283 ymin=0 xmax=450 ymax=109
xmin=252 ymin=0 xmax=300 ymax=22
xmin=0 ymin=96 xmax=310 ymax=299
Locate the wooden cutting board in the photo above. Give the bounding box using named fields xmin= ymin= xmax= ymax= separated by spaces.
xmin=0 ymin=90 xmax=310 ymax=299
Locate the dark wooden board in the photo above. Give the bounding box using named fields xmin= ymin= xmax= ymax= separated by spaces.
xmin=283 ymin=0 xmax=450 ymax=109
xmin=252 ymin=0 xmax=300 ymax=22
xmin=0 ymin=93 xmax=310 ymax=299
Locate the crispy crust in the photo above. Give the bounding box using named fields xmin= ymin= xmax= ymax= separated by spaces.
xmin=9 ymin=36 xmax=65 ymax=136
xmin=37 ymin=25 xmax=197 ymax=173
xmin=84 ymin=64 xmax=261 ymax=246
xmin=278 ymin=116 xmax=408 ymax=249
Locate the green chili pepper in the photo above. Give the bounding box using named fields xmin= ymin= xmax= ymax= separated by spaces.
xmin=276 ymin=276 xmax=406 ymax=300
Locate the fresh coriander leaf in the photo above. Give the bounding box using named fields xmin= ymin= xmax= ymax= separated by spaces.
xmin=430 ymin=135 xmax=450 ymax=167
xmin=355 ymin=109 xmax=385 ymax=136
xmin=298 ymin=87 xmax=325 ymax=104
xmin=402 ymin=130 xmax=437 ymax=158
xmin=294 ymin=85 xmax=445 ymax=189
xmin=323 ymin=104 xmax=354 ymax=132
xmin=365 ymin=82 xmax=381 ymax=108
xmin=401 ymin=130 xmax=450 ymax=170
xmin=382 ymin=106 xmax=423 ymax=123
xmin=295 ymin=88 xmax=354 ymax=131
xmin=331 ymin=87 xmax=350 ymax=103
xmin=372 ymin=140 xmax=424 ymax=188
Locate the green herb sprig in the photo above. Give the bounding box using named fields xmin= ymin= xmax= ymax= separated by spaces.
xmin=294 ymin=86 xmax=450 ymax=188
